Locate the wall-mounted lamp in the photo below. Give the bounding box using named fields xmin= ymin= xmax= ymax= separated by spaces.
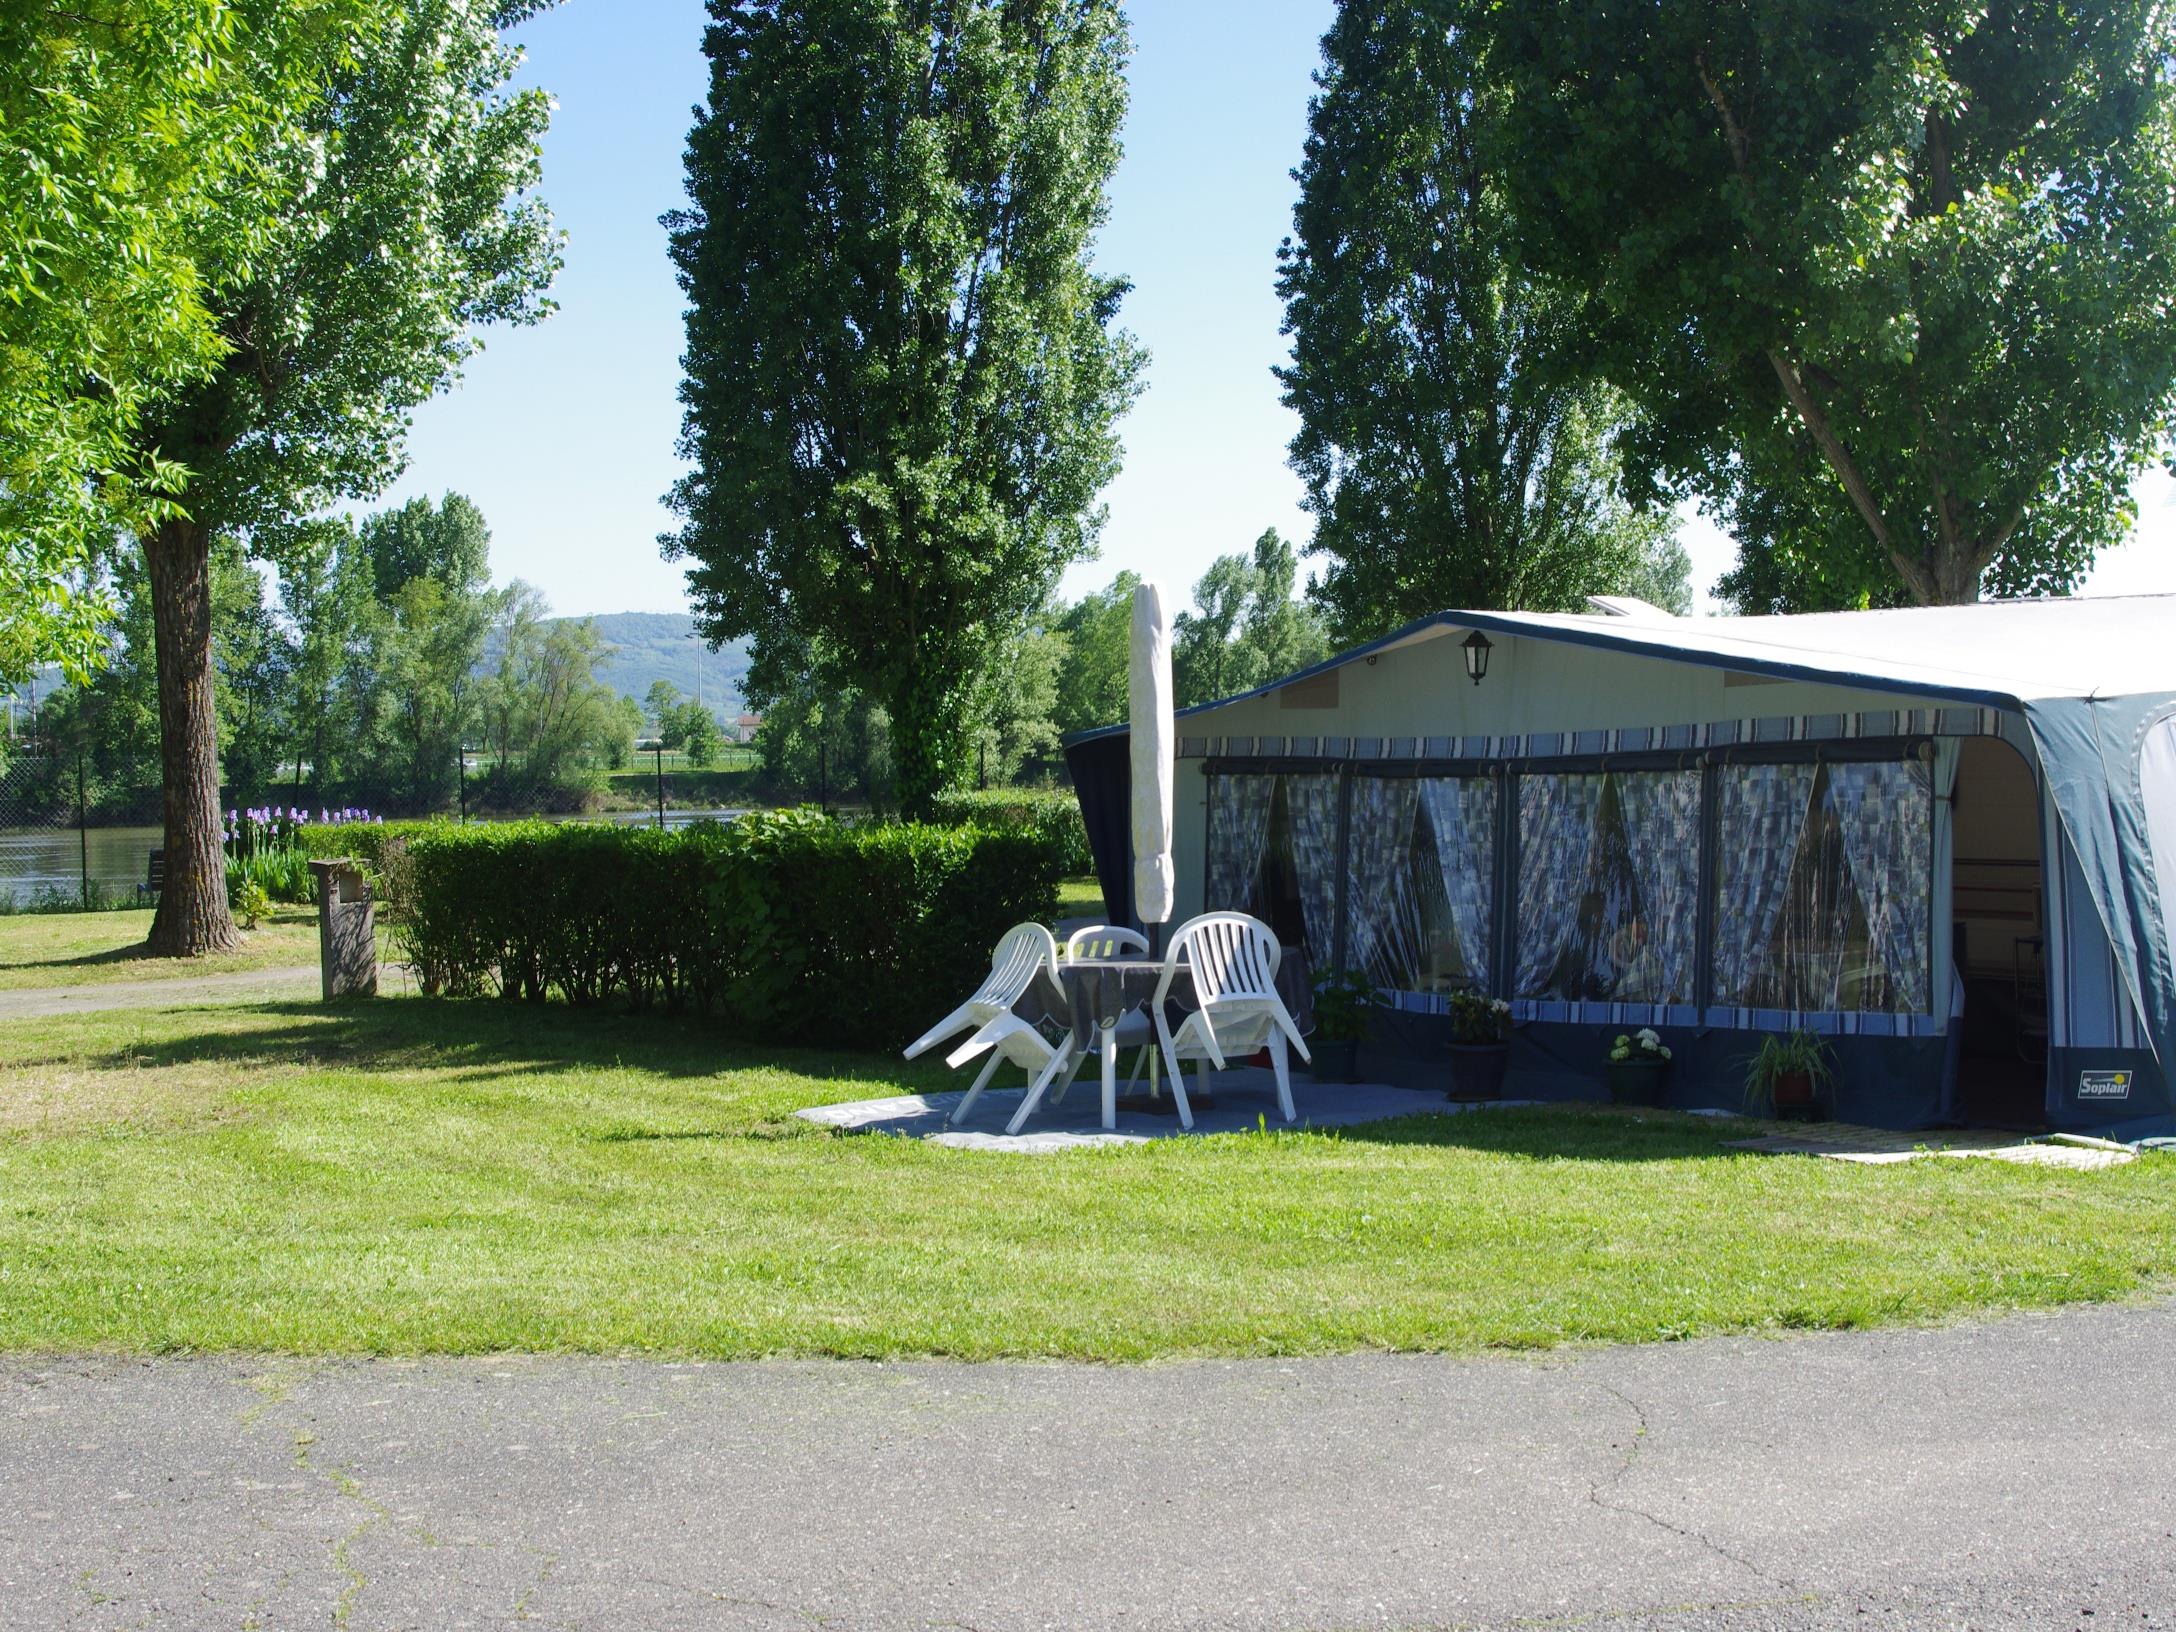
xmin=1461 ymin=629 xmax=1494 ymax=686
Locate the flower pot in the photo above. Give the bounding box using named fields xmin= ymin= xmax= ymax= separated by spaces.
xmin=1310 ymin=1038 xmax=1361 ymax=1084
xmin=1446 ymin=1040 xmax=1511 ymax=1102
xmin=1772 ymin=1069 xmax=1819 ymax=1120
xmin=1606 ymin=1058 xmax=1669 ymax=1107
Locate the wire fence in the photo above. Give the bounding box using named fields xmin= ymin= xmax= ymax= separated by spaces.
xmin=0 ymin=749 xmax=159 ymax=911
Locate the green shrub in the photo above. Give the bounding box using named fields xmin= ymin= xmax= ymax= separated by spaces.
xmin=396 ymin=809 xmax=1063 ymax=1050
xmin=926 ymin=787 xmax=1092 ymax=876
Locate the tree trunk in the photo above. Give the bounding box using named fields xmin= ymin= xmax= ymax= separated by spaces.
xmin=1928 ymin=545 xmax=1983 ymax=605
xmin=143 ymin=518 xmax=242 ymax=957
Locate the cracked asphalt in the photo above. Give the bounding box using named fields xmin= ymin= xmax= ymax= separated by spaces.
xmin=5 ymin=1302 xmax=2174 ymax=1630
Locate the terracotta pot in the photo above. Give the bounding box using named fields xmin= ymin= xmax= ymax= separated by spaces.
xmin=1772 ymin=1070 xmax=1818 ymax=1117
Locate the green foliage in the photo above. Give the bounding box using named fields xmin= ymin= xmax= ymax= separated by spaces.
xmin=397 ymin=813 xmax=1064 ymax=1050
xmin=926 ymin=788 xmax=1092 ymax=877
xmin=1173 ymin=529 xmax=1332 ymax=707
xmin=1311 ymin=967 xmax=1381 ymax=1044
xmin=0 ymin=0 xmax=365 ymax=682
xmin=1445 ymin=990 xmax=1513 ymax=1047
xmin=1049 ymin=573 xmax=1139 ymax=739
xmin=664 ymin=0 xmax=1145 ymax=815
xmin=967 ymin=620 xmax=1069 ymax=785
xmin=1278 ymin=2 xmax=1690 ymax=646
xmin=224 ymin=847 xmax=317 ymax=909
xmin=741 ymin=637 xmax=897 ymax=808
xmin=1742 ymin=1030 xmax=1837 ymax=1118
xmin=26 ymin=536 xmax=276 ymax=821
xmin=360 ymin=492 xmax=492 ymax=600
xmin=1476 ymin=0 xmax=2176 ymax=606
xmin=131 ymin=1 xmax=561 ymax=551
xmin=301 ymin=818 xmax=440 ymax=917
xmin=474 ymin=585 xmax=628 ymax=810
xmin=678 ymin=703 xmax=724 ymax=769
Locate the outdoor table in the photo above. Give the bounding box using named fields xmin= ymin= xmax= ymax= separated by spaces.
xmin=1059 ymin=957 xmax=1180 ymax=1131
xmin=1011 ymin=947 xmax=1317 ymax=1133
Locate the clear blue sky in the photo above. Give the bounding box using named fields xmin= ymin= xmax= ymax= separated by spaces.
xmin=383 ymin=1 xmax=2173 ymax=620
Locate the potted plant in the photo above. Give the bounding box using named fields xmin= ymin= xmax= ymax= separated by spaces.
xmin=1743 ymin=1029 xmax=1834 ymax=1121
xmin=1309 ymin=968 xmax=1378 ymax=1083
xmin=1445 ymin=990 xmax=1514 ymax=1101
xmin=1605 ymin=1028 xmax=1673 ymax=1106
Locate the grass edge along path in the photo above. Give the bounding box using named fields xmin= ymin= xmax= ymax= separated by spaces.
xmin=0 ymin=907 xmax=323 ymax=993
xmin=0 ymin=993 xmax=2171 ymax=1362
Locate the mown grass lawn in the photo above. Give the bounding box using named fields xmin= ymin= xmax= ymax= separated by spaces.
xmin=2 ymin=987 xmax=2172 ymax=1361
xmin=0 ymin=906 xmax=322 ymax=992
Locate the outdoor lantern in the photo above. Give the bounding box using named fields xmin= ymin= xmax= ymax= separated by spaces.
xmin=1461 ymin=629 xmax=1494 ymax=686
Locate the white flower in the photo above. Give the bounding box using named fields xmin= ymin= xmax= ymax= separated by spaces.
xmin=1659 ymin=1046 xmax=1673 ymax=1060
xmin=1636 ymin=1028 xmax=1661 ymax=1047
xmin=1492 ymin=998 xmax=1510 ymax=1013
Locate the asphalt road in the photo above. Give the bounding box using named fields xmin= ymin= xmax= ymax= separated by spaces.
xmin=5 ymin=1303 xmax=2174 ymax=1631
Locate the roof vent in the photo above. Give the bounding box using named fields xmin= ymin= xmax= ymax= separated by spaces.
xmin=1586 ymin=595 xmax=1676 ymax=620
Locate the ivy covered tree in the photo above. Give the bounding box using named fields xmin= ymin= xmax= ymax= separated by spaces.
xmin=1477 ymin=0 xmax=2176 ymax=607
xmin=1278 ymin=0 xmax=1688 ymax=646
xmin=0 ymin=1 xmax=363 ymax=682
xmin=664 ymin=0 xmax=1145 ymax=816
xmin=125 ymin=0 xmax=561 ymax=955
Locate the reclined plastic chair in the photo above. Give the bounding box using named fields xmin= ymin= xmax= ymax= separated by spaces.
xmin=1151 ymin=912 xmax=1312 ymax=1125
xmin=902 ymin=922 xmax=1063 ymax=1127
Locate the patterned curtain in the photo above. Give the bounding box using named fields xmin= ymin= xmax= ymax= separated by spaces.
xmin=1828 ymin=759 xmax=1935 ymax=1013
xmin=1205 ymin=774 xmax=1277 ymax=912
xmin=1418 ymin=776 xmax=1496 ymax=986
xmin=1711 ymin=763 xmax=1818 ymax=1005
xmin=1515 ymin=773 xmax=1606 ymax=996
xmin=1282 ymin=773 xmax=1343 ymax=963
xmin=1343 ymin=777 xmax=1419 ymax=973
xmin=1615 ymin=770 xmax=1703 ymax=1002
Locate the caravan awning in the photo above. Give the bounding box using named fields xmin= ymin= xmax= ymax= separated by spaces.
xmin=1066 ymin=595 xmax=2176 ymax=1067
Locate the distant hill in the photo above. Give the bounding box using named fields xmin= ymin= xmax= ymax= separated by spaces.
xmin=566 ymin=612 xmax=752 ymax=720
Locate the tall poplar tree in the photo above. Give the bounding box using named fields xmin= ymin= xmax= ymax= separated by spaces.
xmin=664 ymin=0 xmax=1144 ymax=816
xmin=1277 ymin=0 xmax=1687 ymax=646
xmin=129 ymin=0 xmax=560 ymax=955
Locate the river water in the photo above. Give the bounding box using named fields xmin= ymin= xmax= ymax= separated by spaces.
xmin=0 ymin=810 xmax=751 ymax=906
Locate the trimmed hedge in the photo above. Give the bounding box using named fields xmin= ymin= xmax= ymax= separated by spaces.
xmin=299 ymin=820 xmax=449 ymax=917
xmin=395 ymin=809 xmax=1063 ymax=1050
xmin=927 ymin=788 xmax=1092 ymax=877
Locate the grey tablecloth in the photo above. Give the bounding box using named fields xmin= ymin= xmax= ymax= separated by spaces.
xmin=1031 ymin=947 xmax=1316 ymax=1053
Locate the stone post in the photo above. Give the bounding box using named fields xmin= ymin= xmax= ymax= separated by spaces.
xmin=309 ymin=858 xmax=378 ymax=1000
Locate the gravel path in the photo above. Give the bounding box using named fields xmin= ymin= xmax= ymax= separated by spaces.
xmin=4 ymin=1301 xmax=2172 ymax=1630
xmin=0 ymin=964 xmax=322 ymax=1019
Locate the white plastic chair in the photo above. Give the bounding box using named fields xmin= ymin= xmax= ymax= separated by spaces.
xmin=904 ymin=922 xmax=1057 ymax=1062
xmin=1152 ymin=912 xmax=1312 ymax=1125
xmin=905 ymin=922 xmax=1057 ymax=1114
xmin=903 ymin=922 xmax=1067 ymax=1127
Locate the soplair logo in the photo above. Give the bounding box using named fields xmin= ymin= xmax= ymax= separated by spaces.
xmin=2078 ymin=1070 xmax=2134 ymax=1100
